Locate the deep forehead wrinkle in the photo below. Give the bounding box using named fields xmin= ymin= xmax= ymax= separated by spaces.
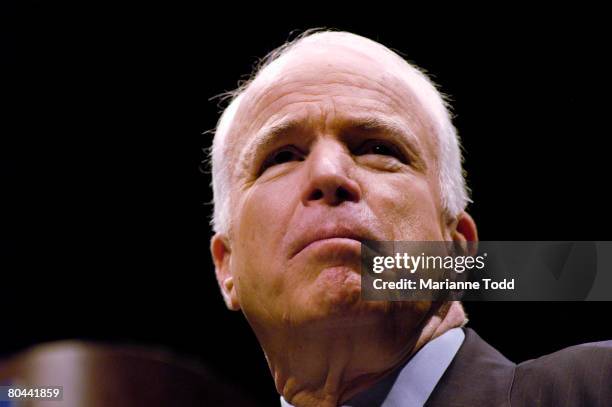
xmin=244 ymin=71 xmax=421 ymax=135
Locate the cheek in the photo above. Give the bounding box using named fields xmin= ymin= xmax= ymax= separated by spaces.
xmin=230 ymin=180 xmax=298 ymax=296
xmin=363 ymin=173 xmax=442 ymax=240
xmin=236 ymin=181 xmax=297 ymax=245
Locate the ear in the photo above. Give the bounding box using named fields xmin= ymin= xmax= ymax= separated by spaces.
xmin=449 ymin=211 xmax=479 ymax=256
xmin=210 ymin=233 xmax=241 ymax=311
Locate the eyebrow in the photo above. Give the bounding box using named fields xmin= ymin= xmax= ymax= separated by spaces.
xmin=238 ymin=114 xmax=425 ymax=173
xmin=345 ymin=116 xmax=427 ymax=170
xmin=237 ymin=117 xmax=306 ymax=174
xmin=344 ymin=116 xmax=422 ymax=150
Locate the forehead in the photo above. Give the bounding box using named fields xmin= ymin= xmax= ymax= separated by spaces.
xmin=227 ymin=40 xmax=440 ymax=165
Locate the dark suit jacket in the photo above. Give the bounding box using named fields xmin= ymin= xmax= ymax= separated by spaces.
xmin=425 ymin=328 xmax=612 ymax=407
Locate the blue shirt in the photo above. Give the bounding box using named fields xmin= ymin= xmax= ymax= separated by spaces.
xmin=280 ymin=327 xmax=465 ymax=407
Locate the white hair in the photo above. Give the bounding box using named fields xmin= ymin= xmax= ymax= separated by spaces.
xmin=208 ymin=29 xmax=471 ymax=235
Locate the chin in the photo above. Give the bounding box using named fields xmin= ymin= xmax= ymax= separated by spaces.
xmin=316 ymin=266 xmax=362 ymax=308
xmin=299 ymin=266 xmax=401 ymax=323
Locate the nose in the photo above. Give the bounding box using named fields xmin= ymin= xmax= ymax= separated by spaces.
xmin=301 ymin=140 xmax=362 ymax=207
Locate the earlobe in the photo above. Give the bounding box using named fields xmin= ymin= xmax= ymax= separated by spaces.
xmin=211 ymin=233 xmax=241 ymax=311
xmin=450 ymin=211 xmax=479 ymax=255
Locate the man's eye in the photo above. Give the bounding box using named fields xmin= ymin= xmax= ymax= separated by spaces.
xmin=260 ymin=146 xmax=304 ymax=173
xmin=355 ymin=140 xmax=407 ymax=163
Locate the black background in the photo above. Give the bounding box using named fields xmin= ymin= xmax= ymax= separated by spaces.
xmin=3 ymin=3 xmax=611 ymax=405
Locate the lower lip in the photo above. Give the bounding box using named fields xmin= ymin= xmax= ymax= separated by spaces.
xmin=298 ymin=238 xmax=362 ymax=256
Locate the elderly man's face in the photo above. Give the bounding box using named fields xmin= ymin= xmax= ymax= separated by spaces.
xmin=214 ymin=43 xmax=454 ymax=328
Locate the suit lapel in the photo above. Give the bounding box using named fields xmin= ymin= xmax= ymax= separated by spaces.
xmin=425 ymin=328 xmax=516 ymax=407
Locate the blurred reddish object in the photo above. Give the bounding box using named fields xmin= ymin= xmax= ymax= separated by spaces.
xmin=0 ymin=341 xmax=260 ymax=407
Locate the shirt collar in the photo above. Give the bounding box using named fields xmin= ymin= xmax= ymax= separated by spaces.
xmin=280 ymin=327 xmax=465 ymax=407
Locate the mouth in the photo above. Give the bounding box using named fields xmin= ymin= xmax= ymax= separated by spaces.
xmin=290 ymin=227 xmax=374 ymax=259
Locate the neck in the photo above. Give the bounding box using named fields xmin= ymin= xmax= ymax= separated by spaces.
xmin=256 ymin=301 xmax=466 ymax=407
